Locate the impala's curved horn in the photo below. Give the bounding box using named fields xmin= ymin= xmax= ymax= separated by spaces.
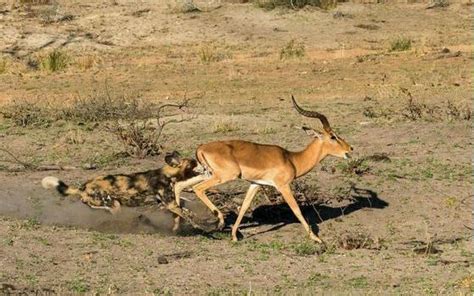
xmin=291 ymin=95 xmax=332 ymax=132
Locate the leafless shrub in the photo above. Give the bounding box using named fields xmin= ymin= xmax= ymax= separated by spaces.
xmin=254 ymin=0 xmax=336 ymax=10
xmin=364 ymin=89 xmax=471 ymax=122
xmin=0 ymin=100 xmax=52 ymax=127
xmin=401 ymin=96 xmax=471 ymax=122
xmin=61 ymin=91 xmax=145 ymax=122
xmin=108 ymin=120 xmax=162 ymax=158
xmin=1 ymin=89 xmax=178 ymax=127
xmin=445 ymin=100 xmax=471 ymax=121
xmin=107 ymin=99 xmax=193 ymax=158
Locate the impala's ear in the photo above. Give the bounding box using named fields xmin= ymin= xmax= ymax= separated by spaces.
xmin=302 ymin=126 xmax=323 ymax=139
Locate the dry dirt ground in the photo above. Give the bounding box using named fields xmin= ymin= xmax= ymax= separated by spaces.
xmin=0 ymin=0 xmax=472 ymax=294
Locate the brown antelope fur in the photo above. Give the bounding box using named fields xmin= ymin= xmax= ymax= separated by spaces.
xmin=42 ymin=151 xmax=198 ymax=224
xmin=174 ymin=96 xmax=353 ymax=242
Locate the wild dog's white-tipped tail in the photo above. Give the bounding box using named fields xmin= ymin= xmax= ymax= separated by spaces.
xmin=41 ymin=176 xmax=60 ymax=189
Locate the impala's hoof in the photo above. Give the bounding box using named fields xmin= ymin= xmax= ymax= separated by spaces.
xmin=217 ymin=220 xmax=225 ymax=231
xmin=309 ymin=233 xmax=324 ymax=244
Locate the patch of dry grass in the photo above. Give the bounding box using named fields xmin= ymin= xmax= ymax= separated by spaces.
xmin=75 ymin=55 xmax=100 ymax=70
xmin=198 ymin=45 xmax=231 ymax=64
xmin=0 ymin=58 xmax=7 ymax=74
xmin=1 ymin=92 xmax=150 ymax=127
xmin=280 ymin=39 xmax=305 ymax=59
xmin=15 ymin=0 xmax=52 ymax=4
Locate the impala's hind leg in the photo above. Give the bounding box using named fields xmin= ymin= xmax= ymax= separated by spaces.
xmin=193 ymin=176 xmax=230 ymax=230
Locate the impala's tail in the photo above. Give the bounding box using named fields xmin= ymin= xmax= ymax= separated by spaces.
xmin=41 ymin=176 xmax=81 ymax=196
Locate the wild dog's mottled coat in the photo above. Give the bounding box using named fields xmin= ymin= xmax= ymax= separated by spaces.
xmin=42 ymin=152 xmax=198 ymax=214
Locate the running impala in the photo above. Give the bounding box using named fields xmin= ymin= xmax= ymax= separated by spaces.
xmin=174 ymin=96 xmax=353 ymax=243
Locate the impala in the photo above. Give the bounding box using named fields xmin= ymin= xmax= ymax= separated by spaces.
xmin=174 ymin=96 xmax=353 ymax=242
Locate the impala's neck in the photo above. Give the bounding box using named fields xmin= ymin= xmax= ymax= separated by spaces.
xmin=289 ymin=139 xmax=327 ymax=178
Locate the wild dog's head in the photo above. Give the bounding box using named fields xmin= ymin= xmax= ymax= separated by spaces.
xmin=164 ymin=151 xmax=198 ymax=179
xmin=164 ymin=151 xmax=182 ymax=167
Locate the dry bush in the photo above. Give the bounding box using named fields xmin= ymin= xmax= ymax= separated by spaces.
xmin=60 ymin=91 xmax=145 ymax=122
xmin=401 ymin=94 xmax=471 ymax=122
xmin=107 ymin=100 xmax=192 ymax=158
xmin=362 ymin=91 xmax=471 ymax=122
xmin=108 ymin=120 xmax=162 ymax=158
xmin=1 ymin=90 xmax=161 ymax=127
xmin=254 ymin=0 xmax=336 ymax=10
xmin=0 ymin=100 xmax=52 ymax=127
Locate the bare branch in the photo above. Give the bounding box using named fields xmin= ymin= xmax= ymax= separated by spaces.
xmin=0 ymin=147 xmax=37 ymax=170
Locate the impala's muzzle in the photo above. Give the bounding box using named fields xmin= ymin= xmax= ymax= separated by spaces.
xmin=344 ymin=146 xmax=353 ymax=159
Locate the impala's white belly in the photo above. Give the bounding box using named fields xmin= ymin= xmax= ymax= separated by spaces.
xmin=250 ymin=179 xmax=275 ymax=187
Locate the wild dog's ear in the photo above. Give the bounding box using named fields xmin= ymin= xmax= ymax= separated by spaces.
xmin=165 ymin=151 xmax=182 ymax=167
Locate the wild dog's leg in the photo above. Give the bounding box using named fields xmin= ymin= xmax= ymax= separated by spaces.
xmin=231 ymin=184 xmax=260 ymax=242
xmin=108 ymin=200 xmax=121 ymax=215
xmin=82 ymin=192 xmax=121 ymax=215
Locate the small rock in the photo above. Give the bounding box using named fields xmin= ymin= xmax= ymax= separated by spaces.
xmin=157 ymin=256 xmax=169 ymax=264
xmin=82 ymin=163 xmax=97 ymax=170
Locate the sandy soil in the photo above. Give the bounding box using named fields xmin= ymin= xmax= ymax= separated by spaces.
xmin=0 ymin=0 xmax=472 ymax=294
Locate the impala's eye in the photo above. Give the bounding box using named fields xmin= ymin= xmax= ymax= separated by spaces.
xmin=330 ymin=135 xmax=337 ymax=140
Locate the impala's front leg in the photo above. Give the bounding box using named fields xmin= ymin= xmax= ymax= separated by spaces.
xmin=231 ymin=184 xmax=261 ymax=241
xmin=172 ymin=175 xmax=208 ymax=232
xmin=277 ymin=184 xmax=323 ymax=244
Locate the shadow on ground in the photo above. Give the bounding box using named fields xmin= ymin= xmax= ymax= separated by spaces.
xmin=226 ymin=187 xmax=388 ymax=236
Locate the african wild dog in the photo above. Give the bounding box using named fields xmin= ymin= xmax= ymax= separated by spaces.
xmin=41 ymin=151 xmax=198 ymax=220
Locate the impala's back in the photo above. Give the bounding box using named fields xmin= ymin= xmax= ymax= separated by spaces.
xmin=196 ymin=140 xmax=294 ymax=182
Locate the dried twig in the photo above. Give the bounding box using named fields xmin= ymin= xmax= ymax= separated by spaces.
xmin=0 ymin=147 xmax=37 ymax=170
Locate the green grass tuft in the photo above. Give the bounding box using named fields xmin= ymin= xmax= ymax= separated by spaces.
xmin=390 ymin=37 xmax=412 ymax=52
xmin=41 ymin=50 xmax=69 ymax=72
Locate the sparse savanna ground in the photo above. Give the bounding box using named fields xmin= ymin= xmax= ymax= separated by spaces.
xmin=0 ymin=0 xmax=472 ymax=294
